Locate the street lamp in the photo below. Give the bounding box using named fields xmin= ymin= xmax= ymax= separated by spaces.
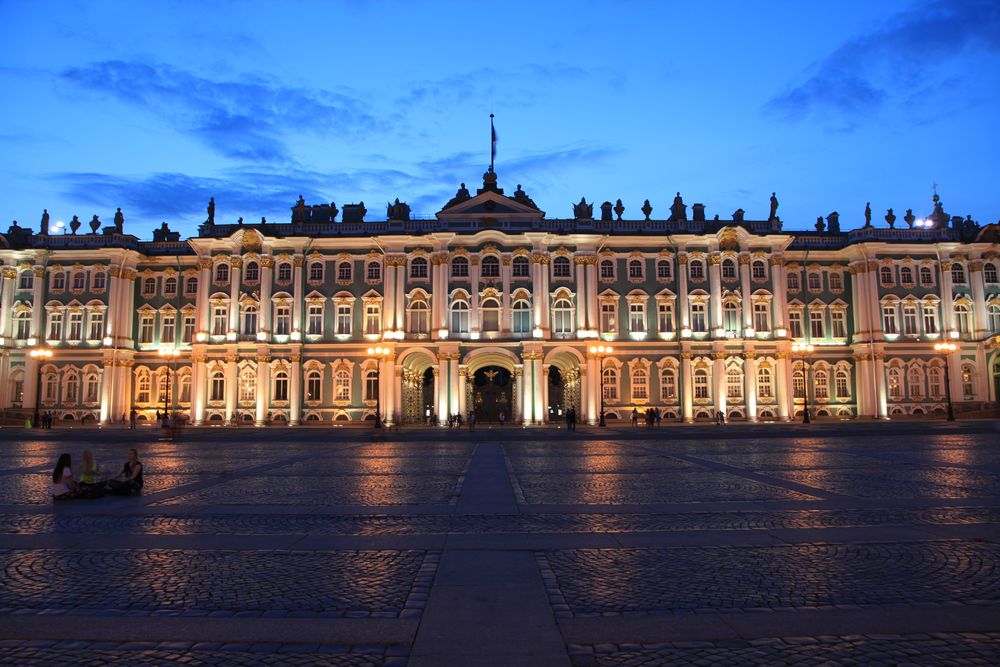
xmin=367 ymin=346 xmax=391 ymax=428
xmin=589 ymin=344 xmax=613 ymax=427
xmin=934 ymin=342 xmax=957 ymax=421
xmin=29 ymin=347 xmax=52 ymax=428
xmin=791 ymin=343 xmax=814 ymax=424
xmin=158 ymin=348 xmax=179 ymax=427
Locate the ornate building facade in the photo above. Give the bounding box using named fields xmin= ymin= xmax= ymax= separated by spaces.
xmin=1 ymin=171 xmax=998 ymax=426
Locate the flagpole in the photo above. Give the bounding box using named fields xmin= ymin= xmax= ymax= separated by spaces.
xmin=490 ymin=113 xmax=495 ymax=173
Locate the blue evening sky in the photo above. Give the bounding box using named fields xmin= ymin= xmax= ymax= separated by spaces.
xmin=1 ymin=0 xmax=998 ymax=239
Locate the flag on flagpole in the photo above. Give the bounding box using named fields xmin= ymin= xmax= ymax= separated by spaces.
xmin=490 ymin=114 xmax=497 ymax=171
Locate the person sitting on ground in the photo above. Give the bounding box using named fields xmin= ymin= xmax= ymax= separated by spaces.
xmin=106 ymin=448 xmax=144 ymax=496
xmin=52 ymin=453 xmax=79 ymax=500
xmin=78 ymin=450 xmax=104 ymax=497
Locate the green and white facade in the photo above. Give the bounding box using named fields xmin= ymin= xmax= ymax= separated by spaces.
xmin=1 ymin=172 xmax=998 ymax=425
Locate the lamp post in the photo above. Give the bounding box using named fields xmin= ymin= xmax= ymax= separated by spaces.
xmin=934 ymin=341 xmax=957 ymax=421
xmin=589 ymin=344 xmax=613 ymax=427
xmin=367 ymin=346 xmax=391 ymax=428
xmin=29 ymin=347 xmax=52 ymax=428
xmin=158 ymin=348 xmax=179 ymax=427
xmin=791 ymin=343 xmax=814 ymax=424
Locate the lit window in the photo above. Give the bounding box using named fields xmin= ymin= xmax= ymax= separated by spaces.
xmin=309 ymin=262 xmax=324 ymax=282
xmin=215 ymin=263 xmax=229 ymax=283
xmin=629 ymin=302 xmax=646 ymax=333
xmin=689 ymin=260 xmax=704 ymax=280
xmin=631 ymin=368 xmax=648 ymax=401
xmin=337 ymin=262 xmax=352 ymax=282
xmin=273 ymin=371 xmax=289 ymax=401
xmin=602 ymin=367 xmax=618 ymax=401
xmin=367 ymin=261 xmax=381 ymax=281
xmin=512 ymin=256 xmax=530 ymax=277
xmin=481 ymin=256 xmax=500 ymax=278
xmin=481 ymin=298 xmax=500 ymax=332
xmin=244 ymin=262 xmax=259 ymax=282
xmin=693 ymin=369 xmax=709 ymax=399
xmin=657 ymin=302 xmax=674 ymax=333
xmin=410 ymin=257 xmax=428 ymax=279
xmin=553 ymin=257 xmax=571 ymax=278
xmin=722 ymin=259 xmax=737 ymax=280
xmin=919 ymin=266 xmax=934 ymax=286
xmin=691 ymin=303 xmax=707 ymax=333
xmin=552 ymin=298 xmax=574 ymax=335
xmin=452 ymin=257 xmax=469 ymax=278
xmin=751 ymin=260 xmax=766 ymax=280
xmin=512 ymin=300 xmax=531 ymax=334
xmin=757 ymin=367 xmax=773 ymax=398
xmin=600 ymin=260 xmax=615 ymax=279
xmin=659 ymin=368 xmax=677 ymax=400
xmin=450 ymin=301 xmax=469 ymax=334
xmin=628 ymin=259 xmax=643 ymax=279
xmin=656 ymin=260 xmax=672 ymax=280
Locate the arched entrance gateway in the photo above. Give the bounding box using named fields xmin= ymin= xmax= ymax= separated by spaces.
xmin=544 ymin=347 xmax=584 ymax=423
xmin=471 ymin=366 xmax=512 ymax=424
xmin=398 ymin=349 xmax=438 ymax=425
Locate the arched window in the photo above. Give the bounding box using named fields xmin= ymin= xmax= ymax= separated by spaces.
xmin=814 ymin=369 xmax=829 ymax=400
xmin=726 ymin=367 xmax=742 ymax=399
xmin=239 ymin=368 xmax=256 ymax=403
xmin=919 ymin=266 xmax=934 ymax=286
xmin=335 ymin=369 xmax=351 ymax=402
xmin=659 ymin=368 xmax=677 ymax=400
xmin=656 ymin=260 xmax=672 ymax=280
xmin=552 ymin=298 xmax=574 ymax=335
xmin=156 ymin=374 xmax=167 ymax=406
xmin=835 ymin=369 xmax=850 ymax=399
xmin=553 ymin=257 xmax=571 ymax=278
xmin=954 ymin=303 xmax=971 ymax=335
xmin=408 ymin=299 xmax=429 ymax=334
xmin=52 ymin=272 xmax=66 ymax=290
xmin=450 ymin=300 xmax=469 ymax=333
xmin=602 ymin=367 xmax=618 ymax=401
xmin=951 ymin=263 xmax=966 ymax=284
xmin=600 ymin=259 xmax=615 ymax=279
xmin=887 ymin=367 xmax=903 ymax=400
xmin=92 ymin=272 xmax=106 ymax=291
xmin=751 ymin=260 xmax=766 ymax=280
xmin=786 ymin=272 xmax=800 ymax=291
xmin=179 ymin=375 xmax=191 ymax=403
xmin=985 ymin=263 xmax=998 ymax=284
xmin=364 ymin=369 xmax=378 ymax=401
xmin=84 ymin=374 xmax=99 ymax=403
xmin=899 ymin=266 xmax=913 ymax=285
xmin=15 ymin=311 xmax=31 ymax=340
xmin=512 ymin=299 xmax=531 ymax=334
xmin=693 ymin=368 xmax=709 ymax=399
xmin=44 ymin=372 xmax=58 ymax=402
xmin=184 ymin=276 xmax=197 ymax=294
xmin=142 ymin=277 xmax=156 ymax=295
xmin=451 ymin=256 xmax=469 ymax=278
xmin=337 ymin=261 xmax=352 ymax=282
xmin=628 ymin=259 xmax=643 ymax=279
xmin=829 ymin=273 xmax=843 ymax=291
xmin=308 ymin=261 xmax=324 ymax=282
xmin=512 ymin=256 xmax=530 ymax=277
xmin=481 ymin=298 xmax=501 ymax=332
xmin=242 ymin=305 xmax=258 ymax=335
xmin=210 ymin=371 xmax=225 ymax=402
xmin=481 ymin=255 xmax=500 ymax=278
xmin=631 ymin=367 xmax=648 ymax=401
xmin=410 ymin=257 xmax=428 ymax=279
xmin=724 ymin=302 xmax=740 ymax=333
xmin=757 ymin=367 xmax=773 ymax=398
xmin=792 ymin=369 xmax=805 ymax=398
xmin=277 ymin=262 xmax=292 ymax=282
xmin=215 ymin=263 xmax=229 ymax=283
xmin=273 ymin=370 xmax=289 ymax=402
xmin=244 ymin=261 xmax=259 ymax=282
xmin=689 ymin=259 xmax=704 ymax=280
xmin=18 ymin=270 xmax=33 ymax=290
xmin=136 ymin=373 xmax=151 ymax=403
xmin=72 ymin=272 xmax=85 ymax=290
xmin=722 ymin=259 xmax=737 ymax=280
xmin=65 ymin=374 xmax=79 ymax=404
xmin=879 ymin=266 xmax=893 ymax=285
xmin=927 ymin=367 xmax=943 ymax=398
xmin=961 ymin=364 xmax=975 ymax=399
xmin=306 ymin=370 xmax=322 ymax=402
xmin=808 ymin=272 xmax=822 ymax=291
xmin=163 ymin=276 xmax=178 ymax=296
xmin=908 ymin=366 xmax=923 ymax=399
xmin=367 ymin=261 xmax=381 ymax=281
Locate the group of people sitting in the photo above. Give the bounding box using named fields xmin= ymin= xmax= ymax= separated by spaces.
xmin=51 ymin=448 xmax=144 ymax=500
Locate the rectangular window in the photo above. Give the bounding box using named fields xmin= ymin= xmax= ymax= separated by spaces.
xmin=48 ymin=312 xmax=63 ymax=341
xmin=691 ymin=303 xmax=707 ymax=333
xmin=275 ymin=306 xmax=291 ymax=335
xmin=660 ymin=371 xmax=676 ymax=400
xmin=902 ymin=306 xmax=918 ymax=335
xmin=68 ymin=312 xmax=83 ymax=341
xmin=831 ymin=311 xmax=847 ymax=338
xmin=161 ymin=315 xmax=175 ymax=343
xmin=788 ymin=311 xmax=804 ymax=339
xmin=182 ymin=315 xmax=195 ymax=343
xmin=307 ymin=304 xmax=324 ymax=336
xmin=365 ymin=304 xmax=381 ymax=336
xmin=657 ymin=302 xmax=674 ymax=333
xmin=629 ymin=303 xmax=646 ymax=333
xmin=753 ymin=303 xmax=770 ymax=333
xmin=923 ymin=304 xmax=938 ymax=334
xmin=139 ymin=316 xmax=154 ymax=344
xmin=88 ymin=312 xmax=104 ymax=341
xmin=336 ymin=305 xmax=352 ymax=336
xmin=694 ymin=372 xmax=709 ymax=399
xmin=600 ymin=302 xmax=617 ymax=335
xmin=809 ymin=310 xmax=825 ymax=339
xmin=882 ymin=306 xmax=898 ymax=334
xmin=212 ymin=307 xmax=227 ymax=335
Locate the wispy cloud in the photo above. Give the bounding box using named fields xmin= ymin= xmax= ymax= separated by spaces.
xmin=766 ymin=0 xmax=1000 ymax=127
xmin=393 ymin=64 xmax=592 ymax=110
xmin=60 ymin=60 xmax=377 ymax=162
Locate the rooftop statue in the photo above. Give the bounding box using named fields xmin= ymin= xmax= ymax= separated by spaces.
xmin=387 ymin=198 xmax=411 ymax=221
xmin=89 ymin=214 xmax=100 ymax=233
xmin=885 ymin=208 xmax=896 ymax=228
xmin=512 ymin=184 xmax=538 ymax=209
xmin=69 ymin=215 xmax=81 ymax=234
xmin=292 ymin=195 xmax=307 ymax=223
xmin=732 ymin=208 xmax=745 ymax=222
xmin=904 ymin=208 xmax=915 ymax=228
xmin=600 ymin=201 xmax=613 ymax=221
xmin=670 ymin=192 xmax=687 ymax=221
xmin=114 ymin=207 xmax=124 ymax=233
xmin=864 ymin=202 xmax=872 ymax=227
xmin=40 ymin=209 xmax=49 ymax=235
xmin=692 ymin=203 xmax=706 ymax=221
xmin=207 ymin=197 xmax=215 ymax=225
xmin=641 ymin=199 xmax=652 ymax=221
xmin=573 ymin=197 xmax=593 ymax=220
xmin=815 ymin=216 xmax=825 ymax=232
xmin=444 ymin=183 xmax=472 ymax=209
xmin=769 ymin=192 xmax=779 ymax=220
xmin=614 ymin=199 xmax=625 ymax=221
xmin=827 ymin=211 xmax=840 ymax=232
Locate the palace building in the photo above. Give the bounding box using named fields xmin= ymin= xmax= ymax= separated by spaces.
xmin=0 ymin=169 xmax=998 ymax=426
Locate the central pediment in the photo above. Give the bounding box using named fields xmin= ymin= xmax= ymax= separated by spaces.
xmin=436 ymin=189 xmax=546 ymax=225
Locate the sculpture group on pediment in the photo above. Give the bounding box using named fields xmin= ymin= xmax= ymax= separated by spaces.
xmin=387 ymin=198 xmax=411 ymax=221
xmin=573 ymin=197 xmax=593 ymax=220
xmin=815 ymin=216 xmax=825 ymax=232
xmin=512 ymin=184 xmax=538 ymax=209
xmin=342 ymin=202 xmax=367 ymax=224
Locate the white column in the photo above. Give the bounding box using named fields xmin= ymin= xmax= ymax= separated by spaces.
xmin=772 ymin=258 xmax=787 ymax=332
xmin=196 ymin=258 xmax=211 ymax=337
xmin=864 ymin=262 xmax=885 ymax=341
xmin=713 ymin=351 xmax=727 ymax=416
xmin=0 ymin=267 xmax=16 ymax=339
xmin=228 ymin=257 xmax=242 ymax=336
xmin=743 ymin=353 xmax=757 ymax=422
xmin=521 ymin=355 xmax=533 ymax=424
xmin=395 ymin=259 xmax=405 ymax=332
xmin=469 ymin=259 xmax=481 ymax=335
xmin=739 ymin=254 xmax=753 ymax=329
xmin=458 ymin=366 xmax=468 ymax=419
xmin=678 ymin=255 xmax=690 ymax=331
xmin=30 ymin=267 xmax=45 ymax=339
xmin=259 ymin=258 xmax=273 ymax=338
xmin=575 ymin=258 xmax=587 ymax=332
xmin=383 ymin=356 xmax=396 ymax=425
xmin=224 ymin=353 xmax=237 ymax=422
xmin=192 ymin=353 xmax=206 ymax=424
xmin=587 ymin=355 xmax=599 ymax=424
xmin=708 ymin=255 xmax=722 ymax=333
xmin=393 ymin=366 xmax=403 ymax=424
xmin=776 ymin=352 xmax=791 ymax=421
xmin=539 ymin=258 xmax=551 ymax=334
xmin=383 ymin=260 xmax=396 ymax=333
xmin=531 ymin=256 xmax=543 ymax=331
xmin=681 ymin=352 xmax=693 ymax=422
xmin=532 ymin=356 xmax=544 ymax=423
xmin=292 ymin=257 xmax=304 ymax=336
xmin=850 ymin=264 xmax=868 ymax=338
xmin=121 ymin=270 xmax=137 ymax=341
xmin=586 ymin=258 xmax=598 ymax=331
xmin=431 ymin=255 xmax=444 ymax=337
xmin=541 ymin=364 xmax=550 ymax=423
xmin=437 ymin=356 xmax=449 ymax=424
xmin=940 ymin=260 xmax=955 ymax=335
xmin=970 ymin=261 xmax=988 ymax=336
xmin=578 ymin=367 xmax=589 ymax=423
xmin=874 ymin=353 xmax=888 ymax=419
xmin=501 ymin=258 xmax=512 ymax=334
xmin=449 ymin=356 xmax=459 ymax=416
xmin=255 ymin=355 xmax=270 ymax=426
xmin=289 ymin=352 xmax=302 ymax=425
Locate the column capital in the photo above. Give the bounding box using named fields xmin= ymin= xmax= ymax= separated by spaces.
xmin=260 ymin=257 xmax=274 ymax=268
xmin=681 ymin=351 xmax=693 ymax=360
xmin=708 ymin=254 xmax=721 ymax=266
xmin=738 ymin=254 xmax=751 ymax=265
xmin=32 ymin=267 xmax=46 ymax=278
xmin=198 ymin=257 xmax=213 ymax=270
xmin=677 ymin=254 xmax=688 ymax=265
xmin=229 ymin=256 xmax=243 ymax=268
xmin=969 ymin=260 xmax=984 ymax=272
xmin=711 ymin=351 xmax=726 ymax=360
xmin=293 ymin=256 xmax=305 ymax=267
xmin=769 ymin=256 xmax=784 ymax=267
xmin=2 ymin=267 xmax=17 ymax=279
xmin=742 ymin=351 xmax=757 ymax=360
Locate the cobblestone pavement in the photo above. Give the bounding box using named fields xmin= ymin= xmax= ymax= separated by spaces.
xmin=1 ymin=424 xmax=998 ymax=664
xmin=567 ymin=633 xmax=1000 ymax=666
